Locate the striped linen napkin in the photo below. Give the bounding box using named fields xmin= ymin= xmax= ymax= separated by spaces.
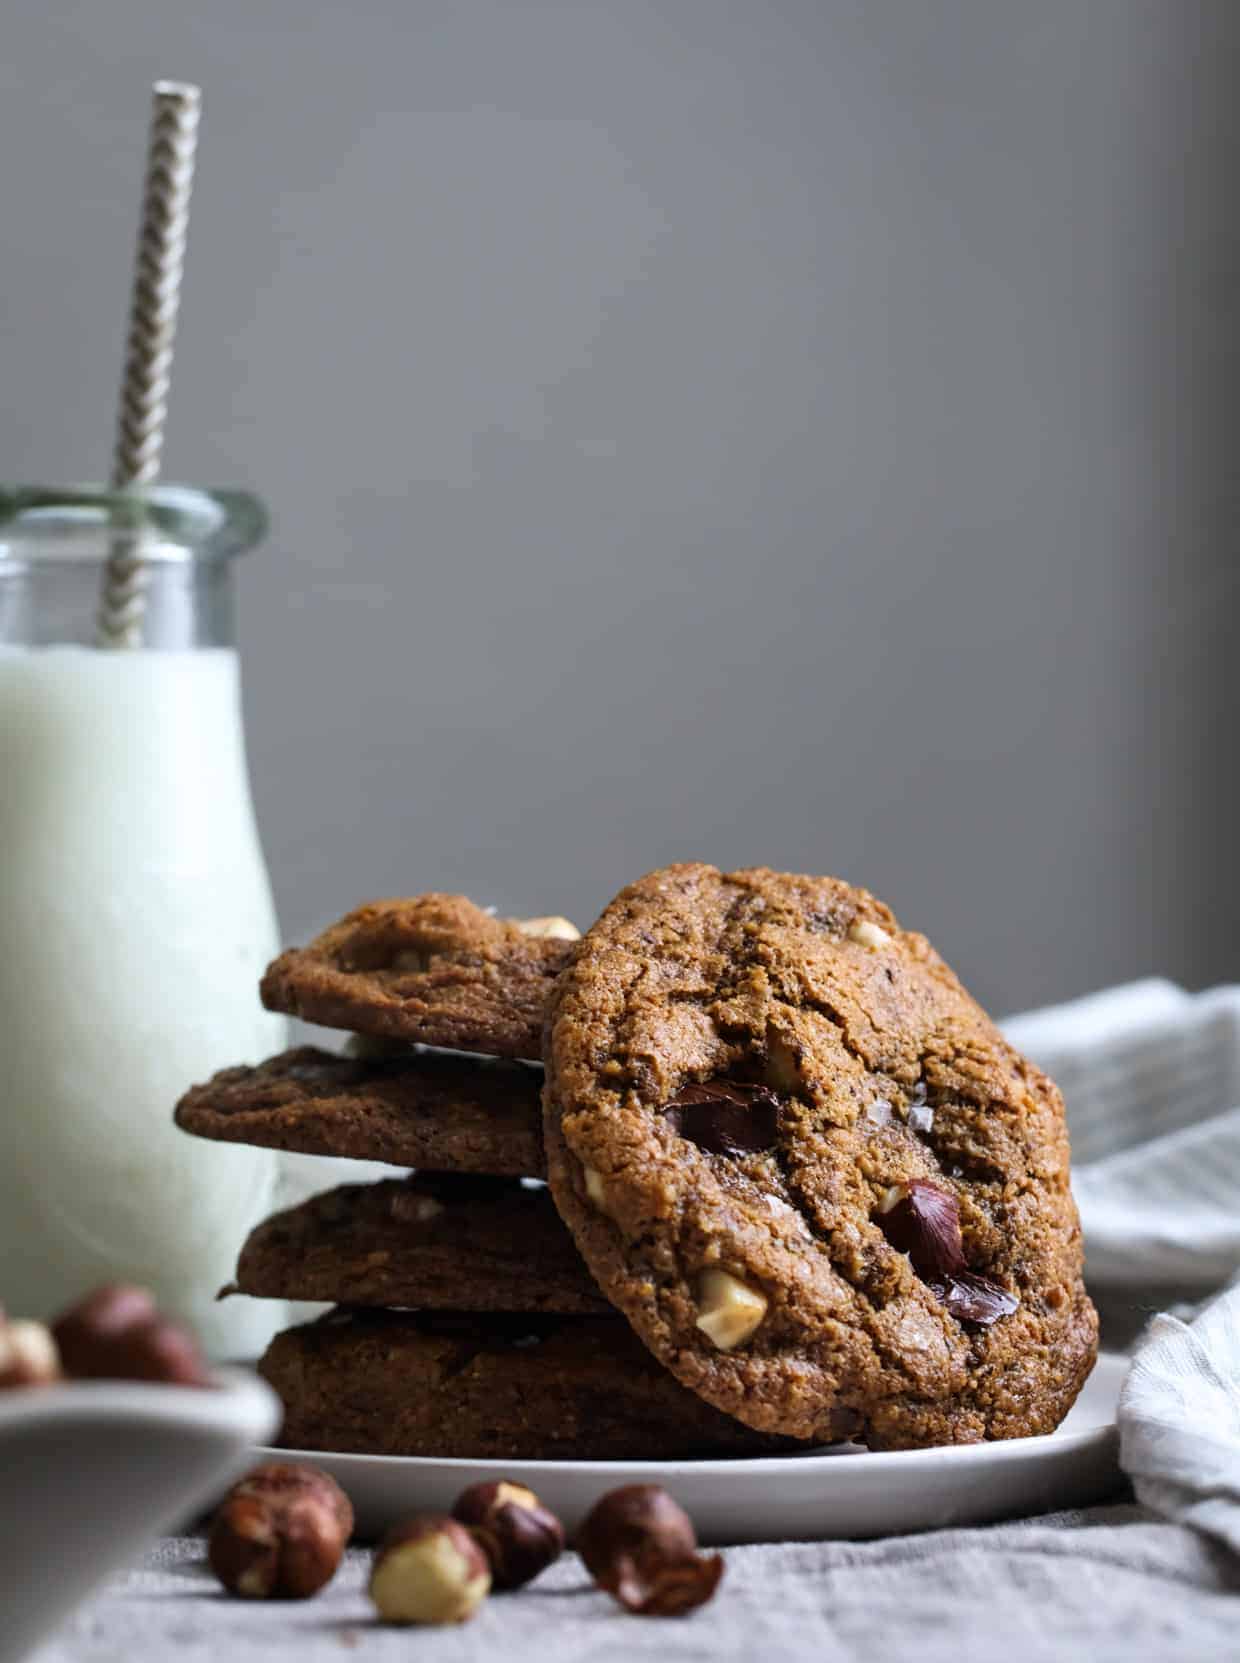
xmin=1006 ymin=979 xmax=1240 ymax=1557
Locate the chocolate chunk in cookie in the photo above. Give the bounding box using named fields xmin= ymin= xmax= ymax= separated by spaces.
xmin=260 ymin=1308 xmax=801 ymax=1461
xmin=231 ymin=1175 xmax=607 ymax=1314
xmin=260 ymin=896 xmax=579 ymax=1059
xmin=543 ymin=864 xmax=1097 ymax=1450
xmin=175 ymin=1047 xmax=545 ymax=1177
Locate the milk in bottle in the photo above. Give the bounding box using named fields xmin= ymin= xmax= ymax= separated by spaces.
xmin=0 ymin=488 xmax=288 ymax=1356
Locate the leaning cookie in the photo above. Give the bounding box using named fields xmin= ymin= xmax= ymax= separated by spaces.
xmin=259 ymin=896 xmax=579 ymax=1060
xmin=543 ymin=863 xmax=1097 ymax=1450
xmin=230 ymin=1174 xmax=608 ymax=1315
xmin=261 ymin=1308 xmax=800 ymax=1461
xmin=175 ymin=1047 xmax=546 ymax=1178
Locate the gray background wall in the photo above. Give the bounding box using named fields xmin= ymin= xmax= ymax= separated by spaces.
xmin=1 ymin=0 xmax=1236 ymax=1015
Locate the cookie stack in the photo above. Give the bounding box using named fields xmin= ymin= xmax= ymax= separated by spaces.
xmin=177 ymin=868 xmax=1099 ymax=1458
xmin=175 ymin=895 xmax=792 ymax=1460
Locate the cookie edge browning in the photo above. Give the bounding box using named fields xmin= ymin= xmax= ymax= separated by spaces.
xmin=259 ymin=1308 xmax=802 ymax=1462
xmin=233 ymin=1176 xmax=611 ymax=1315
xmin=542 ymin=862 xmax=1098 ymax=1449
xmin=174 ymin=1047 xmax=547 ymax=1179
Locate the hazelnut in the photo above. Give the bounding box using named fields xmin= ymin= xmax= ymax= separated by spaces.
xmin=576 ymin=1485 xmax=723 ymax=1616
xmin=874 ymin=1180 xmax=1019 ymax=1328
xmin=693 ymin=1268 xmax=768 ymax=1350
xmin=52 ymin=1284 xmax=210 ymax=1385
xmin=369 ymin=1515 xmax=491 ymax=1624
xmin=513 ymin=915 xmax=581 ymax=940
xmin=209 ymin=1462 xmax=353 ymax=1600
xmin=876 ymin=1180 xmax=964 ymax=1277
xmin=848 ymin=918 xmax=891 ymax=950
xmin=0 ymin=1316 xmax=61 ymax=1388
xmin=452 ymin=1480 xmax=565 ymax=1589
xmin=582 ymin=1165 xmax=608 ymax=1206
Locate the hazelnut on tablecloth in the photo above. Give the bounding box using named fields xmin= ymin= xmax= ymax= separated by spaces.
xmin=209 ymin=1462 xmax=353 ymax=1600
xmin=369 ymin=1515 xmax=491 ymax=1625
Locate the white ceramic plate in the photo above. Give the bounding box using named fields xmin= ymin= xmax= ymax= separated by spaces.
xmin=260 ymin=1351 xmax=1125 ymax=1544
xmin=0 ymin=1367 xmax=281 ymax=1663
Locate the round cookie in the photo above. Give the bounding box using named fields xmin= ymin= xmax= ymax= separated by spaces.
xmin=175 ymin=1046 xmax=546 ymax=1177
xmin=261 ymin=1307 xmax=799 ymax=1462
xmin=231 ymin=1174 xmax=607 ymax=1314
xmin=260 ymin=896 xmax=579 ymax=1059
xmin=543 ymin=864 xmax=1097 ymax=1449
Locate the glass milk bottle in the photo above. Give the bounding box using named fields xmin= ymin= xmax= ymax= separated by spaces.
xmin=0 ymin=485 xmax=288 ymax=1356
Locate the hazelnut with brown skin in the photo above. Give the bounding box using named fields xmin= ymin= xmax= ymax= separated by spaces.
xmin=576 ymin=1485 xmax=724 ymax=1616
xmin=52 ymin=1284 xmax=210 ymax=1385
xmin=452 ymin=1480 xmax=565 ymax=1589
xmin=209 ymin=1462 xmax=354 ymax=1600
xmin=369 ymin=1515 xmax=491 ymax=1625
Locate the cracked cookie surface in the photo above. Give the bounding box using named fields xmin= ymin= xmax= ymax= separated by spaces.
xmin=175 ymin=1047 xmax=545 ymax=1177
xmin=231 ymin=1174 xmax=607 ymax=1313
xmin=261 ymin=1307 xmax=799 ymax=1461
xmin=260 ymin=896 xmax=578 ymax=1059
xmin=543 ymin=863 xmax=1097 ymax=1448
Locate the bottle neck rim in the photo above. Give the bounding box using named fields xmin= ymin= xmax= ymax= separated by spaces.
xmin=0 ymin=485 xmax=266 ymax=565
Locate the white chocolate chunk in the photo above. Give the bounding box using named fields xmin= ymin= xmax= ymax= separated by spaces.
xmin=694 ymin=1269 xmax=768 ymax=1351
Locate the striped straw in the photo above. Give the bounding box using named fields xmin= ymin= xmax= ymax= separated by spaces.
xmin=96 ymin=81 xmax=202 ymax=648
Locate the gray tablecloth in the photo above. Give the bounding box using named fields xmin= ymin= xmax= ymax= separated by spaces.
xmin=43 ymin=1506 xmax=1240 ymax=1663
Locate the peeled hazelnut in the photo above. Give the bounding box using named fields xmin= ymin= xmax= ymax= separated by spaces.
xmin=577 ymin=1485 xmax=723 ymax=1616
xmin=52 ymin=1284 xmax=210 ymax=1385
xmin=694 ymin=1268 xmax=768 ymax=1351
xmin=209 ymin=1462 xmax=353 ymax=1600
xmin=513 ymin=915 xmax=581 ymax=940
xmin=582 ymin=1165 xmax=608 ymax=1206
xmin=0 ymin=1316 xmax=62 ymax=1388
xmin=369 ymin=1515 xmax=491 ymax=1624
xmin=452 ymin=1480 xmax=565 ymax=1589
xmin=848 ymin=918 xmax=891 ymax=950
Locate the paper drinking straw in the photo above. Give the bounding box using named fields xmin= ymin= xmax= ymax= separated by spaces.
xmin=96 ymin=81 xmax=202 ymax=648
